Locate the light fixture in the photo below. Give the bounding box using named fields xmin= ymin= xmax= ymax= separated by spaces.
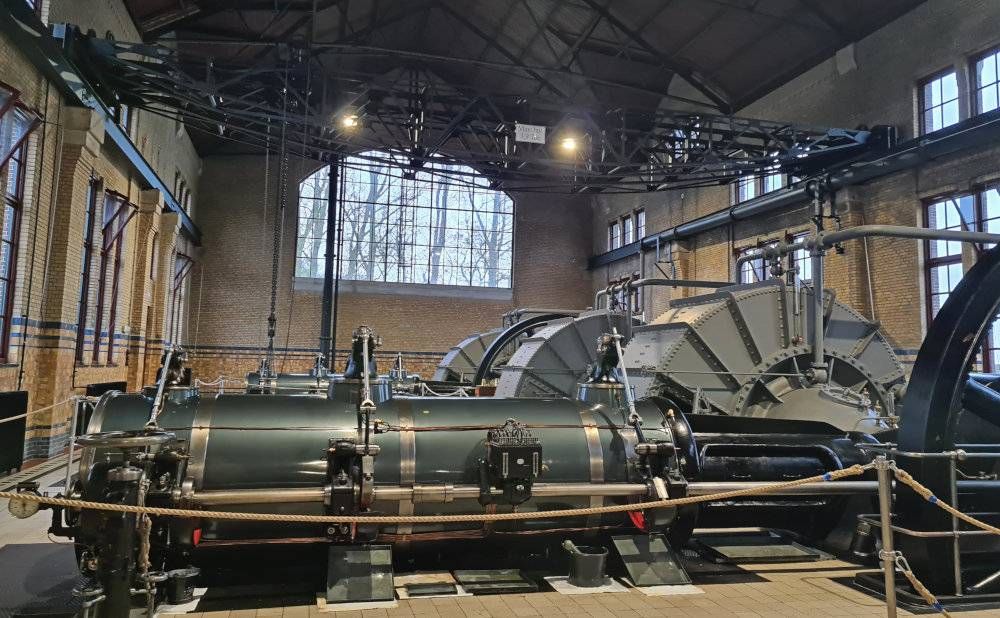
xmin=560 ymin=136 xmax=578 ymax=152
xmin=341 ymin=114 xmax=360 ymax=129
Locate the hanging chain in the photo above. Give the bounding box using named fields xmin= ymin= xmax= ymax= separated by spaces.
xmin=264 ymin=70 xmax=291 ymax=373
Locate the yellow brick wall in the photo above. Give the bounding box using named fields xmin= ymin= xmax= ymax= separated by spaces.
xmin=0 ymin=0 xmax=201 ymax=459
xmin=591 ymin=0 xmax=1000 ymax=370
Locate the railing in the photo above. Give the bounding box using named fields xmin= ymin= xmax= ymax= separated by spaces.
xmin=858 ymin=445 xmax=1000 ymax=616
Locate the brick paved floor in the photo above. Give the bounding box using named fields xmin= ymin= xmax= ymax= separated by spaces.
xmin=160 ymin=559 xmax=1000 ymax=617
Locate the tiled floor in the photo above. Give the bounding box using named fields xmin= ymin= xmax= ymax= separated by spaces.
xmin=154 ymin=559 xmax=1000 ymax=617
xmin=3 ymin=465 xmax=996 ymax=617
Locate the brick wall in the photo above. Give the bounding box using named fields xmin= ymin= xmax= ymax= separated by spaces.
xmin=0 ymin=0 xmax=201 ymax=459
xmin=48 ymin=0 xmax=202 ymax=216
xmin=187 ymin=155 xmax=593 ymax=380
xmin=591 ymin=0 xmax=1000 ymax=367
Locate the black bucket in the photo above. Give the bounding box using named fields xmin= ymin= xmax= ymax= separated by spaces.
xmin=567 ymin=545 xmax=609 ymax=587
xmin=166 ymin=567 xmax=200 ymax=604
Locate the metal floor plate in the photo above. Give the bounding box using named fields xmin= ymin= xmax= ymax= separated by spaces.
xmin=452 ymin=570 xmax=537 ymax=595
xmin=326 ymin=545 xmax=394 ymax=603
xmin=0 ymin=544 xmax=82 ymax=618
xmin=696 ymin=532 xmax=826 ymax=563
xmin=612 ymin=534 xmax=691 ymax=587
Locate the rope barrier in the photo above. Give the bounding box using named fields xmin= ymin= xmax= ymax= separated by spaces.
xmin=0 ymin=397 xmax=78 ymax=425
xmin=2 ymin=456 xmax=994 ymax=617
xmin=0 ymin=463 xmax=870 ymax=524
xmin=893 ymin=466 xmax=1000 ymax=535
xmin=885 ymin=464 xmax=1000 ymax=616
xmin=898 ymin=562 xmax=952 ymax=616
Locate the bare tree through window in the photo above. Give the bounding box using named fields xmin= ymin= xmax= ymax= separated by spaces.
xmin=296 ymin=152 xmax=514 ymax=288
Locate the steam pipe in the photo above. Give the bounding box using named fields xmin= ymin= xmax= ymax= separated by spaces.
xmin=816 ymin=225 xmax=1000 ymax=248
xmin=811 ymin=191 xmax=827 ymax=372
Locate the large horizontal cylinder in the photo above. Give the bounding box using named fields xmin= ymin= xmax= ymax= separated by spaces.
xmin=82 ymin=388 xmax=674 ymax=540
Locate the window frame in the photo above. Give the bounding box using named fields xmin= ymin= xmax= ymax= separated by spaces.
xmin=167 ymin=252 xmax=194 ymax=345
xmin=0 ymin=142 xmax=28 ymax=363
xmin=608 ymin=220 xmax=621 ymax=251
xmin=923 ymin=189 xmax=1000 ymax=371
xmin=734 ymin=175 xmax=760 ymax=205
xmin=919 ymin=68 xmax=961 ymax=135
xmin=636 ymin=209 xmax=646 ymax=240
xmin=789 ymin=230 xmax=813 ymax=283
xmin=736 ymin=243 xmax=774 ymax=284
xmin=91 ymin=190 xmax=136 ymax=365
xmin=0 ymin=81 xmax=41 ymax=173
xmin=972 ymin=46 xmax=1000 ymax=116
xmin=296 ymin=155 xmax=515 ymax=289
xmin=75 ymin=176 xmax=101 ymax=363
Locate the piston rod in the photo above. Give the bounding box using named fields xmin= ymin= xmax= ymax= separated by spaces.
xmin=189 ymin=479 xmax=901 ymax=506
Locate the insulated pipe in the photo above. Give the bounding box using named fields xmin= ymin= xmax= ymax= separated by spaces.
xmin=637 ymin=186 xmax=812 ymax=252
xmin=816 ymin=225 xmax=1000 ymax=249
xmin=593 ymin=113 xmax=1000 ymax=272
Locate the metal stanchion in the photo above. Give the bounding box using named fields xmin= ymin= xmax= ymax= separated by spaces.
xmin=876 ymin=455 xmax=898 ymax=617
xmin=64 ymin=397 xmax=80 ymax=492
xmin=948 ymin=454 xmax=963 ymax=596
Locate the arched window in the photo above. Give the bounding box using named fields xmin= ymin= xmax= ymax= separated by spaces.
xmin=296 ymin=152 xmax=514 ymax=288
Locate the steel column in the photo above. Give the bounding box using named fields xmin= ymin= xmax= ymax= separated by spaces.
xmin=319 ymin=159 xmax=340 ymax=364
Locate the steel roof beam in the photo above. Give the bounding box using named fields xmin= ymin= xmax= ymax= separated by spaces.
xmin=580 ymin=0 xmax=731 ymax=113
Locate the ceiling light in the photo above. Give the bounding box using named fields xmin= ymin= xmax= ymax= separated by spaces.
xmin=560 ymin=136 xmax=578 ymax=152
xmin=341 ymin=114 xmax=360 ymax=129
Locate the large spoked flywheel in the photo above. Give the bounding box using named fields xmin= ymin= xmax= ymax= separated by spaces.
xmin=622 ymin=280 xmax=905 ymax=432
xmin=896 ymin=244 xmax=1000 ymax=592
xmin=433 ymin=328 xmax=503 ymax=382
xmin=495 ymin=311 xmax=633 ymax=398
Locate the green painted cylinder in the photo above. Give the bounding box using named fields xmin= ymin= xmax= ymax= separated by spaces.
xmin=80 ymin=388 xmax=669 ymax=541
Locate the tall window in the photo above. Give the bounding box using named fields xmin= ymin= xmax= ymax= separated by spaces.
xmin=636 ymin=209 xmax=646 ymax=239
xmin=297 ymin=152 xmax=514 ymax=288
xmin=735 ymin=175 xmax=760 ymax=204
xmin=924 ymin=190 xmax=1000 ymax=369
xmin=608 ymin=221 xmax=621 ymax=250
xmin=974 ymin=47 xmax=1000 ymax=115
xmin=167 ymin=253 xmax=193 ymax=345
xmin=739 ymin=238 xmax=810 ymax=285
xmin=763 ymin=170 xmax=785 ymax=193
xmin=622 ymin=215 xmax=633 ymax=245
xmin=0 ymin=84 xmax=40 ymax=363
xmin=737 ymin=245 xmax=769 ymax=284
xmin=920 ymin=70 xmax=960 ymax=134
xmin=0 ymin=144 xmax=26 ymax=362
xmin=92 ymin=191 xmax=135 ymax=364
xmin=790 ymin=231 xmax=813 ymax=282
xmin=75 ymin=177 xmax=100 ymax=362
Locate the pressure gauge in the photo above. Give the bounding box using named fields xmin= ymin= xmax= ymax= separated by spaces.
xmin=8 ymin=493 xmax=41 ymax=519
xmin=8 ymin=482 xmax=42 ymax=519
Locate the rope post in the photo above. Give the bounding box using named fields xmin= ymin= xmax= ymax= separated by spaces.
xmin=64 ymin=397 xmax=81 ymax=492
xmin=875 ymin=455 xmax=898 ymax=618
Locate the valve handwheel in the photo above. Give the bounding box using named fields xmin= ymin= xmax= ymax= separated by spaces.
xmin=75 ymin=429 xmax=176 ymax=449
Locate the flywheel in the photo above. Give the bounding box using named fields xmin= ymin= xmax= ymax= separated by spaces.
xmin=495 ymin=310 xmax=634 ymax=398
xmin=622 ymin=280 xmax=904 ymax=432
